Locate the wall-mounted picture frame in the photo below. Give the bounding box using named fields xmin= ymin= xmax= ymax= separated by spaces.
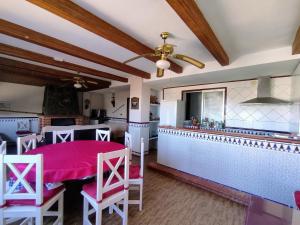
xmin=131 ymin=97 xmax=139 ymax=109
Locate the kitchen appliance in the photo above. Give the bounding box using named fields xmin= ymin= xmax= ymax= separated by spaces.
xmin=241 ymin=77 xmax=291 ymax=104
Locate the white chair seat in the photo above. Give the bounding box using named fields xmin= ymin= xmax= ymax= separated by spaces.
xmin=82 ymin=177 xmax=125 ymax=203
xmin=118 ymin=164 xmax=142 ymax=179
xmin=4 ymin=185 xmax=64 ymax=207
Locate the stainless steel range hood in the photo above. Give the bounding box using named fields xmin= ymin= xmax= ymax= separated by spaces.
xmin=241 ymin=77 xmax=291 ymax=104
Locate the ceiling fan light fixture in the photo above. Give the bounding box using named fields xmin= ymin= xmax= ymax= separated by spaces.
xmin=156 ymin=59 xmax=170 ymax=69
xmin=74 ymin=82 xmax=82 ymax=89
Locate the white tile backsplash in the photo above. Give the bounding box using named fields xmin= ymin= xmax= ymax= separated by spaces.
xmin=226 ymin=78 xmax=293 ymax=132
xmin=164 ymin=77 xmax=300 ymax=133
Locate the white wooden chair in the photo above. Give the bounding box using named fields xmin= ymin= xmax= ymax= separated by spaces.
xmin=52 ymin=129 xmax=74 ymax=144
xmin=124 ymin=132 xmax=132 ymax=161
xmin=0 ymin=154 xmax=65 ymax=225
xmin=81 ymin=148 xmax=129 ymax=225
xmin=0 ymin=141 xmax=6 ymax=155
xmin=17 ymin=134 xmax=37 ymax=155
xmin=96 ymin=129 xmax=110 ymax=142
xmin=118 ymin=138 xmax=144 ymax=211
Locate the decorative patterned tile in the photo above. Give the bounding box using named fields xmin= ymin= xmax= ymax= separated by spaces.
xmin=158 ymin=128 xmax=300 ymax=154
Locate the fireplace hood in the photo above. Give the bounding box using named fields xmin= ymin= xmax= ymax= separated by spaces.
xmin=241 ymin=77 xmax=291 ymax=104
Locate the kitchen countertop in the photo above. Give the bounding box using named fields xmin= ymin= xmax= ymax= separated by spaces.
xmin=0 ymin=111 xmax=39 ymax=118
xmin=159 ymin=126 xmax=300 ymax=145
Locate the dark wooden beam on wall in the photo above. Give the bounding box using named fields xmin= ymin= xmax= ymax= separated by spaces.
xmin=0 ymin=19 xmax=150 ymax=79
xmin=26 ymin=0 xmax=183 ymax=74
xmin=166 ymin=0 xmax=229 ymax=66
xmin=0 ymin=44 xmax=128 ymax=82
xmin=292 ymin=26 xmax=300 ymax=55
xmin=0 ymin=57 xmax=111 ymax=89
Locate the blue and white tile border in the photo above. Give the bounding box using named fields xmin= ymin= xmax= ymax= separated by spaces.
xmin=128 ymin=122 xmax=150 ymax=128
xmin=158 ymin=128 xmax=300 ymax=154
xmin=0 ymin=117 xmax=39 ymax=122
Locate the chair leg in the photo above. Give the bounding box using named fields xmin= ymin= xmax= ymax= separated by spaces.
xmin=139 ymin=182 xmax=143 ymax=211
xmin=58 ymin=195 xmax=64 ymax=225
xmin=95 ymin=207 xmax=102 ymax=225
xmin=35 ymin=212 xmax=43 ymax=225
xmin=0 ymin=209 xmax=5 ymax=225
xmin=122 ymin=191 xmax=129 ymax=225
xmin=83 ymin=197 xmax=89 ymax=225
xmin=28 ymin=217 xmax=34 ymax=225
xmin=109 ymin=205 xmax=113 ymax=214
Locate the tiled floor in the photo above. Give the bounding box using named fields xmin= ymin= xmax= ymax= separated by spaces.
xmin=11 ymin=150 xmax=246 ymax=225
xmin=148 ymin=161 xmax=251 ymax=206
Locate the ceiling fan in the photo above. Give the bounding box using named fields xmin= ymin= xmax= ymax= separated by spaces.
xmin=123 ymin=32 xmax=205 ymax=77
xmin=61 ymin=76 xmax=98 ymax=89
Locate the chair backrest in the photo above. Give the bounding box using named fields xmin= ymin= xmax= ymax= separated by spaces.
xmin=0 ymin=154 xmax=43 ymax=206
xmin=17 ymin=134 xmax=37 ymax=155
xmin=124 ymin=132 xmax=132 ymax=160
xmin=96 ymin=129 xmax=110 ymax=142
xmin=96 ymin=148 xmax=129 ymax=202
xmin=17 ymin=120 xmax=30 ymax=131
xmin=0 ymin=141 xmax=7 ymax=155
xmin=140 ymin=138 xmax=145 ymax=178
xmin=52 ymin=129 xmax=74 ymax=144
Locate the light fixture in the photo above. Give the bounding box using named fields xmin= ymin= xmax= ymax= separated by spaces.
xmin=74 ymin=82 xmax=82 ymax=89
xmin=156 ymin=59 xmax=170 ymax=69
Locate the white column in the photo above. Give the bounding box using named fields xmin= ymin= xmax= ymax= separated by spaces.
xmin=291 ymin=65 xmax=300 ymax=134
xmin=128 ymin=77 xmax=150 ymax=155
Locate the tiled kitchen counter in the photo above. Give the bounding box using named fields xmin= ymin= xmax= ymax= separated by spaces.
xmin=158 ymin=126 xmax=300 ymax=207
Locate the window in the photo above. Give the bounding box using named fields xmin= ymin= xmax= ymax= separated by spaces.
xmin=202 ymin=90 xmax=225 ymax=122
xmin=183 ymin=88 xmax=225 ymax=124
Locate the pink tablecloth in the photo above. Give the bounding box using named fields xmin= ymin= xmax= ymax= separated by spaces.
xmin=24 ymin=140 xmax=125 ymax=183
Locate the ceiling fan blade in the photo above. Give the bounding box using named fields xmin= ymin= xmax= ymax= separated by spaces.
xmin=123 ymin=53 xmax=157 ymax=64
xmin=172 ymin=54 xmax=205 ymax=69
xmin=86 ymin=80 xmax=98 ymax=85
xmin=156 ymin=68 xmax=164 ymax=78
xmin=82 ymin=83 xmax=88 ymax=89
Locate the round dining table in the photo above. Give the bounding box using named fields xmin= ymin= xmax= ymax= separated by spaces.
xmin=24 ymin=140 xmax=125 ymax=183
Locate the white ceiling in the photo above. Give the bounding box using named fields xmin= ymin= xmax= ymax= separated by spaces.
xmin=146 ymin=59 xmax=300 ymax=89
xmin=196 ymin=0 xmax=300 ymax=59
xmin=0 ymin=0 xmax=300 ymax=88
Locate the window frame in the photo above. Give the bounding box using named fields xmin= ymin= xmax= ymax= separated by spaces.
xmin=181 ymin=87 xmax=227 ymax=124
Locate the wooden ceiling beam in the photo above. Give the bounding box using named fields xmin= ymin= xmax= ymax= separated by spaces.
xmin=26 ymin=0 xmax=183 ymax=74
xmin=166 ymin=0 xmax=229 ymax=66
xmin=0 ymin=19 xmax=150 ymax=79
xmin=292 ymin=26 xmax=300 ymax=55
xmin=0 ymin=43 xmax=128 ymax=82
xmin=0 ymin=57 xmax=111 ymax=89
xmin=0 ymin=68 xmax=60 ymax=86
xmin=0 ymin=65 xmax=109 ymax=91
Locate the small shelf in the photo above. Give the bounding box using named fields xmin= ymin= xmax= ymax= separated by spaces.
xmin=149 ymin=120 xmax=160 ymax=123
xmin=150 ymin=103 xmax=160 ymax=106
xmin=149 ymin=136 xmax=158 ymax=140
